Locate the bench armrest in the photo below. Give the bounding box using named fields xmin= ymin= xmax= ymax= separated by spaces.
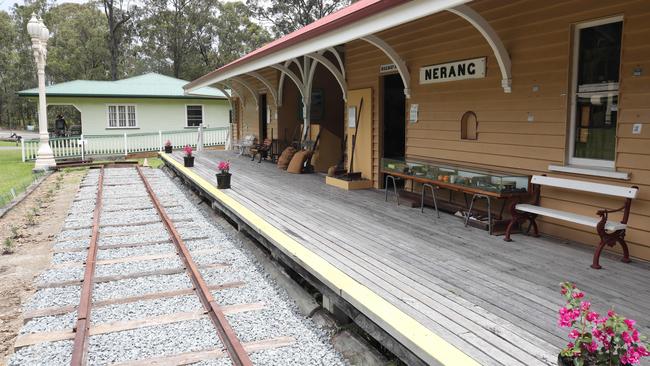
xmin=596 ymin=205 xmax=626 ymax=217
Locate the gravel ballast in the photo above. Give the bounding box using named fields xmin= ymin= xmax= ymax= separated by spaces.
xmin=9 ymin=167 xmax=347 ymax=366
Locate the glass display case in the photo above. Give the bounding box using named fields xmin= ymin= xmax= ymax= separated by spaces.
xmin=381 ymin=158 xmax=529 ymax=194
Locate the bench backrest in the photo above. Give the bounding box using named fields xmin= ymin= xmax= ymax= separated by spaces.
xmin=531 ymin=175 xmax=638 ymax=199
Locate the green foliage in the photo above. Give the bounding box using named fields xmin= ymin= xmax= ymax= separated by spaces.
xmin=25 ymin=211 xmax=36 ymax=225
xmin=246 ymin=0 xmax=350 ymax=38
xmin=0 ymin=0 xmax=339 ymax=129
xmin=0 ymin=149 xmax=34 ymax=207
xmin=3 ymin=237 xmax=15 ymax=254
xmin=46 ymin=3 xmax=111 ymax=82
xmin=10 ymin=225 xmax=20 ymax=239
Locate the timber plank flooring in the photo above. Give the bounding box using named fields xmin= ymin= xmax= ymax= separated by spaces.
xmin=171 ymin=151 xmax=650 ymax=366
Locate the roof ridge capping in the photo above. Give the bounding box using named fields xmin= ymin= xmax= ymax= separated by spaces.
xmin=183 ymin=0 xmax=413 ymax=91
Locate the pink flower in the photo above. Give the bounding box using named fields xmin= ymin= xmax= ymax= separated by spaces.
xmin=624 ymin=319 xmax=636 ymax=330
xmin=622 ymin=331 xmax=632 ymax=345
xmin=183 ymin=145 xmax=193 ymax=156
xmin=586 ymin=311 xmax=599 ymax=322
xmin=638 ymin=345 xmax=649 ymax=357
xmin=608 ymin=309 xmax=616 ymax=317
xmin=568 ymin=329 xmax=581 ymax=339
xmin=585 ymin=341 xmax=598 ymax=353
xmin=217 ymin=161 xmax=230 ymax=172
xmin=580 ymin=301 xmax=591 ymax=311
xmin=572 ymin=292 xmax=584 ymax=299
xmin=632 ymin=329 xmax=640 ymax=342
xmin=561 ymin=287 xmax=567 ymax=295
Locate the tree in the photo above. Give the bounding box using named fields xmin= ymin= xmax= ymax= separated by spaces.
xmin=246 ymin=0 xmax=350 ymax=38
xmin=102 ymin=0 xmax=133 ymax=80
xmin=138 ymin=0 xmax=206 ymax=79
xmin=46 ymin=3 xmax=111 ymax=82
xmin=213 ymin=2 xmax=270 ymax=66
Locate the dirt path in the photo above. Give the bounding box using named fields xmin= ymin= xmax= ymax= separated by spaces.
xmin=0 ymin=169 xmax=85 ymax=365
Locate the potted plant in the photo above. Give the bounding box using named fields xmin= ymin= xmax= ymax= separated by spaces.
xmin=216 ymin=161 xmax=231 ymax=189
xmin=164 ymin=140 xmax=173 ymax=153
xmin=183 ymin=145 xmax=194 ymax=167
xmin=557 ymin=282 xmax=648 ymax=366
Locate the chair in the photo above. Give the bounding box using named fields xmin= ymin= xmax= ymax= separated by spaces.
xmin=250 ymin=138 xmax=273 ymax=163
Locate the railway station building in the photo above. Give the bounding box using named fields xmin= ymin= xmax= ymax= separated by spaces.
xmin=186 ymin=1 xmax=650 ymax=266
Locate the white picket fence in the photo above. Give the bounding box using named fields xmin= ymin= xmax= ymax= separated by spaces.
xmin=22 ymin=127 xmax=229 ymax=161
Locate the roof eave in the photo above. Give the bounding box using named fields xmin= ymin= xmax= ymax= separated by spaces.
xmin=184 ymin=0 xmax=469 ymax=92
xmin=16 ymin=92 xmax=227 ymax=100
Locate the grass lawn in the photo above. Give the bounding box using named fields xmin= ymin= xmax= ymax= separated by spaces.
xmin=0 ymin=149 xmax=36 ymax=206
xmin=137 ymin=157 xmax=164 ymax=168
xmin=0 ymin=141 xmax=21 ymax=147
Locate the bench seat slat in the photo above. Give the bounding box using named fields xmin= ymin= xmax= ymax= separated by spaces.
xmin=530 ymin=175 xmax=637 ymax=199
xmin=515 ymin=204 xmax=626 ymax=232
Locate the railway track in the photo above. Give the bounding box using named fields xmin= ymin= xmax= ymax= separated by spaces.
xmin=8 ymin=166 xmax=345 ymax=365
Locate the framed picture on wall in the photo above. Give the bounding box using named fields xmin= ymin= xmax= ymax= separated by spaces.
xmin=298 ymin=89 xmax=324 ymax=121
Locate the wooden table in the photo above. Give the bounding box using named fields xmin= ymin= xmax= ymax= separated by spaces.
xmin=381 ymin=169 xmax=530 ymax=235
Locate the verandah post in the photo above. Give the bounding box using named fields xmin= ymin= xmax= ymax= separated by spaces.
xmin=123 ymin=133 xmax=128 ymax=156
xmin=158 ymin=130 xmax=162 ymax=152
xmin=197 ymin=123 xmax=204 ymax=152
xmin=21 ymin=138 xmax=25 ymax=162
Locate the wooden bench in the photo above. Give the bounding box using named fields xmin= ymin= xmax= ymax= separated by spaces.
xmin=504 ymin=175 xmax=638 ymax=269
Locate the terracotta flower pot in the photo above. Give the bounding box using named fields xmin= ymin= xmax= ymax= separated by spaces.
xmin=184 ymin=156 xmax=194 ymax=167
xmin=216 ymin=172 xmax=231 ymax=189
xmin=164 ymin=146 xmax=173 ymax=153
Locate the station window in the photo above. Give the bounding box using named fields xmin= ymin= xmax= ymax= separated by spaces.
xmin=461 ymin=111 xmax=478 ymax=140
xmin=186 ymin=105 xmax=204 ymax=127
xmin=570 ymin=17 xmax=622 ymax=167
xmin=107 ymin=105 xmax=137 ymax=128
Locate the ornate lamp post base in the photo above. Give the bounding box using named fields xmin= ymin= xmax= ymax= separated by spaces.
xmin=33 ymin=145 xmax=56 ymax=171
xmin=28 ymin=13 xmax=56 ymax=172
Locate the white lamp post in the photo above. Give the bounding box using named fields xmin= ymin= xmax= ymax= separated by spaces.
xmin=27 ymin=13 xmax=56 ymax=171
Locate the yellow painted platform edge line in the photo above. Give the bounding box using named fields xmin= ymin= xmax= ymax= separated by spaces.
xmin=160 ymin=153 xmax=479 ymax=366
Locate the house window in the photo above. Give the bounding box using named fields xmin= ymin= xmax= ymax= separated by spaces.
xmin=107 ymin=105 xmax=137 ymax=128
xmin=186 ymin=105 xmax=203 ymax=127
xmin=570 ymin=18 xmax=622 ymax=167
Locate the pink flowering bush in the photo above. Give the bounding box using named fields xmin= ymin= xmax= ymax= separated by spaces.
xmin=558 ymin=282 xmax=648 ymax=365
xmin=217 ymin=161 xmax=230 ymax=174
xmin=164 ymin=139 xmax=172 ymax=147
xmin=183 ymin=145 xmax=193 ymax=157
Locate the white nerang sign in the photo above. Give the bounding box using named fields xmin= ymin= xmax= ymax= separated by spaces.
xmin=419 ymin=57 xmax=486 ymax=84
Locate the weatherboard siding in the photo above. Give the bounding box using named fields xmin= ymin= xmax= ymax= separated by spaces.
xmin=345 ymin=0 xmax=650 ymax=260
xmin=47 ymin=97 xmax=230 ymax=135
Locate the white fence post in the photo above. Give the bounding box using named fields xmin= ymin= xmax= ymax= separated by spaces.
xmin=21 ymin=139 xmax=26 ymax=162
xmin=159 ymin=130 xmax=163 ymax=152
xmin=80 ymin=134 xmax=85 ymax=161
xmin=123 ymin=133 xmax=128 ymax=156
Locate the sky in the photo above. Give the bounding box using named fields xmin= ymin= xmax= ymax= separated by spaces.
xmin=0 ymin=0 xmax=90 ymax=12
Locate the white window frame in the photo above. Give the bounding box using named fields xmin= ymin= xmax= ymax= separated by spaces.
xmin=106 ymin=104 xmax=138 ymax=129
xmin=567 ymin=16 xmax=623 ymax=169
xmin=185 ymin=104 xmax=205 ymax=128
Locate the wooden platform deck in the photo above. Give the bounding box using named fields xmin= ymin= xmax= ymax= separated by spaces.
xmin=165 ymin=150 xmax=650 ymax=366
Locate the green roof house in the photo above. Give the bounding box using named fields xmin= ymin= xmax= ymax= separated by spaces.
xmin=18 ymin=73 xmax=230 ymax=136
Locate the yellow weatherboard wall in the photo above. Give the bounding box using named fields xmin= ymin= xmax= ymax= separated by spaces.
xmin=346 ymin=89 xmax=373 ymax=180
xmin=160 ymin=153 xmax=480 ymax=366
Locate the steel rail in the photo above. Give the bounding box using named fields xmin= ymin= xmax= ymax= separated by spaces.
xmin=135 ymin=166 xmax=252 ymax=366
xmin=71 ymin=167 xmax=105 ymax=366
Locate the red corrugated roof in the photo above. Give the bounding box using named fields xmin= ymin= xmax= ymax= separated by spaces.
xmin=186 ymin=0 xmax=410 ymax=90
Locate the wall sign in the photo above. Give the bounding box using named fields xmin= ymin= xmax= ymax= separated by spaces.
xmin=420 ymin=57 xmax=486 ymax=84
xmin=409 ymin=104 xmax=419 ymax=124
xmin=348 ymin=106 xmax=357 ymax=128
xmin=380 ymin=63 xmax=397 ymax=74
